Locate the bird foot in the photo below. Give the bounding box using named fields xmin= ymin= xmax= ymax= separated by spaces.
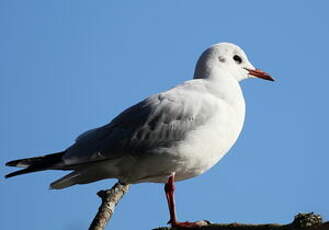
xmin=169 ymin=220 xmax=210 ymax=228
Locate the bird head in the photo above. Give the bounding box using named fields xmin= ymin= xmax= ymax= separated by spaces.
xmin=193 ymin=42 xmax=274 ymax=82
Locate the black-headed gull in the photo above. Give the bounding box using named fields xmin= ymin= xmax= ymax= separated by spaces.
xmin=6 ymin=42 xmax=274 ymax=227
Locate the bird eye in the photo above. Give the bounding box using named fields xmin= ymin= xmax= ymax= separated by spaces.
xmin=233 ymin=55 xmax=242 ymax=64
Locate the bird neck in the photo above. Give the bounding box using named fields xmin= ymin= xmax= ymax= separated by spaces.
xmin=194 ymin=67 xmax=245 ymax=115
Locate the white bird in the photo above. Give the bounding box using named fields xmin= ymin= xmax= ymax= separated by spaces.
xmin=5 ymin=42 xmax=274 ymax=227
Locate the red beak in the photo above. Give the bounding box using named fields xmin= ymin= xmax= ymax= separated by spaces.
xmin=244 ymin=68 xmax=275 ymax=81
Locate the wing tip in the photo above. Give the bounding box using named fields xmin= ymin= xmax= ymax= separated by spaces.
xmin=6 ymin=159 xmax=29 ymax=168
xmin=5 ymin=170 xmax=24 ymax=178
xmin=6 ymin=160 xmax=18 ymax=167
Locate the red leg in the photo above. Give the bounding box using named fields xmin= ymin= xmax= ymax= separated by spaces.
xmin=164 ymin=173 xmax=206 ymax=228
xmin=164 ymin=173 xmax=177 ymax=225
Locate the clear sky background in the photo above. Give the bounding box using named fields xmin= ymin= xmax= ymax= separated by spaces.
xmin=1 ymin=1 xmax=329 ymax=230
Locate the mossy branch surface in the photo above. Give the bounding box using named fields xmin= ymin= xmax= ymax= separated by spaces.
xmin=153 ymin=213 xmax=328 ymax=230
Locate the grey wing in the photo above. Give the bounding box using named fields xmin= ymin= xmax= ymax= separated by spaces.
xmin=63 ymin=89 xmax=215 ymax=165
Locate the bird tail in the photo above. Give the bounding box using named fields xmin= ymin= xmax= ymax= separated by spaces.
xmin=5 ymin=151 xmax=65 ymax=178
xmin=49 ymin=166 xmax=110 ymax=190
xmin=49 ymin=171 xmax=81 ymax=189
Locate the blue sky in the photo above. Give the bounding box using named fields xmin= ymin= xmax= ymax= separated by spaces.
xmin=1 ymin=1 xmax=329 ymax=229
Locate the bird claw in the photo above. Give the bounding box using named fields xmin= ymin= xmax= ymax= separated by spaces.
xmin=169 ymin=220 xmax=210 ymax=228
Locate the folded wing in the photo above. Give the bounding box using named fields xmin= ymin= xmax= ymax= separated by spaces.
xmin=63 ymin=81 xmax=218 ymax=166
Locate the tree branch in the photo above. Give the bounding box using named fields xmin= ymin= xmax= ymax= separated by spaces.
xmin=87 ymin=185 xmax=326 ymax=230
xmin=88 ymin=182 xmax=130 ymax=230
xmin=153 ymin=213 xmax=328 ymax=230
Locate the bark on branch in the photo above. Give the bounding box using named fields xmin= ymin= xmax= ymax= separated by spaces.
xmin=88 ymin=182 xmax=130 ymax=230
xmin=153 ymin=213 xmax=328 ymax=230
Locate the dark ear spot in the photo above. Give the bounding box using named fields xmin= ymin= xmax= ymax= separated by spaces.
xmin=218 ymin=56 xmax=226 ymax=63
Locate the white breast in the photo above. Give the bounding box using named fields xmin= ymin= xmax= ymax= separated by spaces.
xmin=173 ymin=82 xmax=246 ymax=181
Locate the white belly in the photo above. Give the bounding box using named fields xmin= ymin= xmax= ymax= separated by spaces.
xmin=122 ymin=97 xmax=245 ymax=184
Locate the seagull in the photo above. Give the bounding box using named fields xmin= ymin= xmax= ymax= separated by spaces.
xmin=5 ymin=42 xmax=274 ymax=227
